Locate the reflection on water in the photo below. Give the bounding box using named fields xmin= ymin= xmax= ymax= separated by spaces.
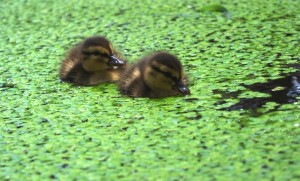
xmin=287 ymin=76 xmax=300 ymax=97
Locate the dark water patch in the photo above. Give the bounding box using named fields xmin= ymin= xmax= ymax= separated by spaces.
xmin=0 ymin=82 xmax=17 ymax=89
xmin=262 ymin=14 xmax=297 ymax=22
xmin=215 ymin=69 xmax=300 ymax=112
xmin=179 ymin=108 xmax=202 ymax=120
xmin=184 ymin=97 xmax=200 ymax=102
xmin=114 ymin=8 xmax=128 ymax=16
xmin=41 ymin=118 xmax=50 ymax=123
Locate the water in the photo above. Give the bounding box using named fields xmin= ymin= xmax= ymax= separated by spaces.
xmin=215 ymin=65 xmax=300 ymax=112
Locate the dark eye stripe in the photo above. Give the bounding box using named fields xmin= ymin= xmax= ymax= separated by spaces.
xmin=151 ymin=65 xmax=178 ymax=81
xmin=82 ymin=51 xmax=110 ymax=58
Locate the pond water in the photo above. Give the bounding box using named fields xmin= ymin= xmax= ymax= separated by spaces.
xmin=216 ymin=65 xmax=300 ymax=113
xmin=0 ymin=0 xmax=299 ymax=180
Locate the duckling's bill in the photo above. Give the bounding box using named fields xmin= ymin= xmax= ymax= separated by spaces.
xmin=175 ymin=80 xmax=190 ymax=95
xmin=108 ymin=55 xmax=125 ymax=66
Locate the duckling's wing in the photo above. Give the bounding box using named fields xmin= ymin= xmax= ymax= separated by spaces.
xmin=123 ymin=78 xmax=150 ymax=97
xmin=65 ymin=64 xmax=92 ymax=85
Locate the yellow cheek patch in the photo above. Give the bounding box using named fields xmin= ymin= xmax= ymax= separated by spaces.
xmin=145 ymin=66 xmax=174 ymax=91
xmin=82 ymin=59 xmax=108 ymax=72
xmin=88 ymin=55 xmax=109 ymax=63
xmin=151 ymin=61 xmax=179 ymax=79
xmin=103 ymin=57 xmax=109 ymax=63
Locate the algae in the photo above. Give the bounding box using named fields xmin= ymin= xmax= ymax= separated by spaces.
xmin=0 ymin=0 xmax=300 ymax=180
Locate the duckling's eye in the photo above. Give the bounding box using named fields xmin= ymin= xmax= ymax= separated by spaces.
xmin=151 ymin=65 xmax=178 ymax=82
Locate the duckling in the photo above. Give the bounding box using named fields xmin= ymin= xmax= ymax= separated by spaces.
xmin=119 ymin=52 xmax=190 ymax=98
xmin=287 ymin=76 xmax=300 ymax=98
xmin=59 ymin=36 xmax=126 ymax=86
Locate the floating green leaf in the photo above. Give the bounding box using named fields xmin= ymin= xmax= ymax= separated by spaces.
xmin=199 ymin=4 xmax=232 ymax=18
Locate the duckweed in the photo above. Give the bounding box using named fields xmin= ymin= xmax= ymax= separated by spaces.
xmin=0 ymin=0 xmax=300 ymax=180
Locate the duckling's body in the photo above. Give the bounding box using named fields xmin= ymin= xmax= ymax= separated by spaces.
xmin=119 ymin=52 xmax=190 ymax=98
xmin=59 ymin=36 xmax=126 ymax=86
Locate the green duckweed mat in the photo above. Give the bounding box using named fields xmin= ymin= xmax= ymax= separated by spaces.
xmin=1 ymin=0 xmax=300 ymax=180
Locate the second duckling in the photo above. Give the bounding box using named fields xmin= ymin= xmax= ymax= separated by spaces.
xmin=119 ymin=52 xmax=190 ymax=98
xmin=59 ymin=36 xmax=126 ymax=86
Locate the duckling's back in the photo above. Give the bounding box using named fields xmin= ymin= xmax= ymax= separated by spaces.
xmin=118 ymin=61 xmax=150 ymax=97
xmin=59 ymin=45 xmax=82 ymax=82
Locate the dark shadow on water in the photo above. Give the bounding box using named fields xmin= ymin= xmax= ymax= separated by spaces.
xmin=215 ymin=64 xmax=300 ymax=114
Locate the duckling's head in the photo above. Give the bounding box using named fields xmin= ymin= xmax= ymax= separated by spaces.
xmin=144 ymin=52 xmax=190 ymax=96
xmin=81 ymin=36 xmax=125 ymax=72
